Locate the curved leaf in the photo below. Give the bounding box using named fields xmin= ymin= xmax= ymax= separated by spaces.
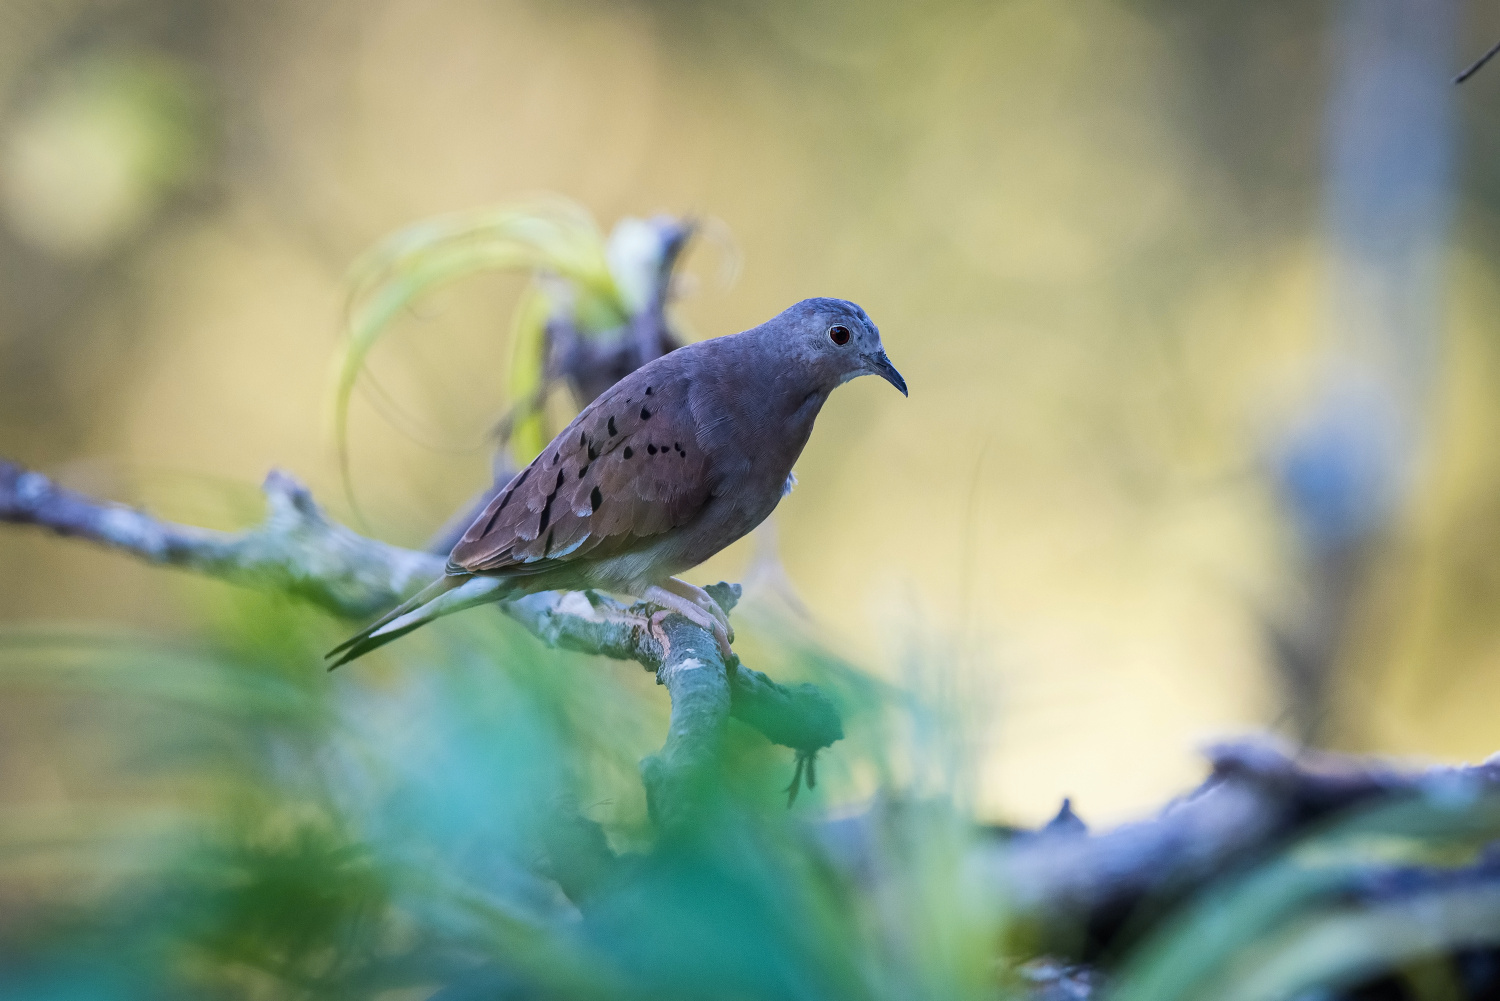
xmin=330 ymin=197 xmax=626 ymax=499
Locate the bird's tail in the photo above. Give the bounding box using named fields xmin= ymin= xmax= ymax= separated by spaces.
xmin=326 ymin=574 xmax=507 ymax=669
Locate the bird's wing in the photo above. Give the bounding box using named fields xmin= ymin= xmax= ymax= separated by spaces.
xmin=450 ymin=370 xmax=714 ymax=573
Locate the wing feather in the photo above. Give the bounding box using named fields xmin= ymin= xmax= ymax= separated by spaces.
xmin=450 ymin=367 xmax=713 ymax=574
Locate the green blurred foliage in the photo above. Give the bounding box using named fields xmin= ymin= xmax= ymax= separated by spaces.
xmin=7 ymin=594 xmax=1500 ymax=998
xmin=0 ymin=589 xmax=1008 ymax=1000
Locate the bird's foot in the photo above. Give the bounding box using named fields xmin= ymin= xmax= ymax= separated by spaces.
xmin=784 ymin=749 xmax=819 ymax=807
xmin=660 ymin=577 xmax=734 ymax=643
xmin=642 ymin=585 xmax=735 ymax=661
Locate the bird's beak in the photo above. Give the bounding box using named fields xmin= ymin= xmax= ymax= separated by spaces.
xmin=871 ymin=351 xmax=908 ymax=396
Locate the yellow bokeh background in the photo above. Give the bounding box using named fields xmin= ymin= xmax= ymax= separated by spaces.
xmin=5 ymin=0 xmax=1500 ymax=825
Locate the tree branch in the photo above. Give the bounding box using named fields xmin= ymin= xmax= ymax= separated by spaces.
xmin=0 ymin=459 xmax=843 ymax=816
xmin=0 ymin=462 xmax=440 ymax=619
xmin=979 ymin=736 xmax=1500 ymax=959
xmin=638 ymin=612 xmax=734 ymax=831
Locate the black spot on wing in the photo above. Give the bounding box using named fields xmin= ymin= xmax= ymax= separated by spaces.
xmin=590 ymin=486 xmax=602 ymax=512
xmin=623 ymin=446 xmax=633 ymax=459
xmin=578 ymin=465 xmax=589 ymax=479
xmin=538 ymin=469 xmax=565 ymax=534
xmin=647 ymin=443 xmax=657 ymax=455
xmin=481 ymin=465 xmax=532 ymax=534
xmin=645 ymin=386 xmax=653 ymax=396
xmin=640 ymin=406 xmax=652 ymax=420
xmin=607 ymin=416 xmax=617 ymax=437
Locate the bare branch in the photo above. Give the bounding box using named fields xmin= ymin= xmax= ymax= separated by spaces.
xmin=0 ymin=461 xmax=441 ymax=618
xmin=978 ymin=736 xmax=1500 ymax=953
xmin=1457 ymin=38 xmax=1500 ymax=84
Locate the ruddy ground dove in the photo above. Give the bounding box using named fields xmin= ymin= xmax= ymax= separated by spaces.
xmin=328 ymin=297 xmax=906 ymax=667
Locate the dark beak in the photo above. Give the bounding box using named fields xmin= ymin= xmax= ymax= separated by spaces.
xmin=871 ymin=351 xmax=908 ymax=396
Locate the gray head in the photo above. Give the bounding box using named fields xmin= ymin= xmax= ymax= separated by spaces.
xmin=762 ymin=297 xmax=907 ymax=396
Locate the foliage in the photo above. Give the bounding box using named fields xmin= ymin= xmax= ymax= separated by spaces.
xmin=333 ymin=197 xmax=676 ymax=491
xmin=0 ymin=589 xmax=1005 ymax=1000
xmin=10 ymin=589 xmax=1500 ymax=1000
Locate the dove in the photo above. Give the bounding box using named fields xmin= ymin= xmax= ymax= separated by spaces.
xmin=328 ymin=297 xmax=906 ymax=668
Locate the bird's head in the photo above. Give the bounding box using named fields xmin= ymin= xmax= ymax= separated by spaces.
xmin=775 ymin=297 xmax=907 ymax=396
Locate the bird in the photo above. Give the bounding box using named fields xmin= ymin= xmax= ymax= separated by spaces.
xmin=327 ymin=297 xmax=906 ymax=668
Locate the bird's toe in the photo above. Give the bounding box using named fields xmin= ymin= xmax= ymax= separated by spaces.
xmin=712 ymin=623 xmax=735 ymax=661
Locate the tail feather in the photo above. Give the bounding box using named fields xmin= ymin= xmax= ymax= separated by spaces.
xmin=326 ymin=576 xmax=457 ymax=658
xmin=326 ymin=575 xmax=506 ymax=669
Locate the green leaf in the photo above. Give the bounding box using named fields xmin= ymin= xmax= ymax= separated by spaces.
xmin=330 ymin=197 xmax=626 ymax=500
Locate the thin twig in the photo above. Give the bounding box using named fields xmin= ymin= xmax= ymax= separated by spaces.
xmin=1456 ymin=38 xmax=1500 ymax=84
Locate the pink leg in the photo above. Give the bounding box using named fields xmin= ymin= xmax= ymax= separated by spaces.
xmin=642 ymin=585 xmax=734 ymax=660
xmin=658 ymin=577 xmax=734 ymax=640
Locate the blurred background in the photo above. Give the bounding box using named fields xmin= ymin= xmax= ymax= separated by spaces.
xmin=2 ymin=0 xmax=1500 ymax=833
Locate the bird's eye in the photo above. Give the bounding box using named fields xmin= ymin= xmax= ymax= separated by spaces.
xmin=828 ymin=324 xmax=851 ymax=345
